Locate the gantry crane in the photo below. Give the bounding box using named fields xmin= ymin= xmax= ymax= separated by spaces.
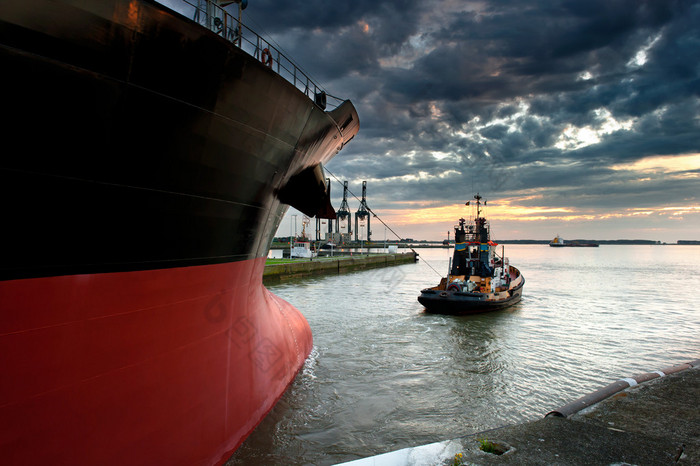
xmin=354 ymin=181 xmax=371 ymax=242
xmin=336 ymin=181 xmax=352 ymax=238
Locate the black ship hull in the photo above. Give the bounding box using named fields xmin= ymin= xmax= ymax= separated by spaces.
xmin=1 ymin=0 xmax=358 ymax=280
xmin=0 ymin=1 xmax=358 ymax=464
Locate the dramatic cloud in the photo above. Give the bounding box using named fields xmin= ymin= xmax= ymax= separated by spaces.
xmin=226 ymin=0 xmax=700 ymax=241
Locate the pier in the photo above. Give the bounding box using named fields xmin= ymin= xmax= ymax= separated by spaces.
xmin=263 ymin=252 xmax=418 ymax=283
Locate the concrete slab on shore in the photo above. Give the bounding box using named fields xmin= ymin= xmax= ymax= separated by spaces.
xmin=338 ymin=361 xmax=699 ymax=465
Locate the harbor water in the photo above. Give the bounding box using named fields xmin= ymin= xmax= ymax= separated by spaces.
xmin=228 ymin=245 xmax=700 ymax=465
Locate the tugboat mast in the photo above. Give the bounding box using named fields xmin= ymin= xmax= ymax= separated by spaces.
xmin=474 ymin=193 xmax=483 ymax=219
xmin=471 ymin=193 xmax=489 ymax=244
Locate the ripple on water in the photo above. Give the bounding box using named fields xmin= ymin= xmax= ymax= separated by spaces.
xmin=229 ymin=246 xmax=700 ymax=465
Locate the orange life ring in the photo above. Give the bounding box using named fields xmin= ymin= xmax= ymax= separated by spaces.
xmin=261 ymin=48 xmax=273 ymax=68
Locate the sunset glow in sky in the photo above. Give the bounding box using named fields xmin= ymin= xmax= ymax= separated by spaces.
xmin=236 ymin=0 xmax=700 ymax=242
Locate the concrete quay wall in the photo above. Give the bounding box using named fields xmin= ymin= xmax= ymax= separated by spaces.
xmin=263 ymin=252 xmax=417 ymax=283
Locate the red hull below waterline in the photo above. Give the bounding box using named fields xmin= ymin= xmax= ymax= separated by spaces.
xmin=0 ymin=257 xmax=312 ymax=465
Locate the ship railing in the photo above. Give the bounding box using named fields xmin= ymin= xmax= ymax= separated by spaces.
xmin=168 ymin=0 xmax=343 ymax=110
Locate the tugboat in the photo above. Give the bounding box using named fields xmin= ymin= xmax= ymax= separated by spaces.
xmin=418 ymin=194 xmax=524 ymax=314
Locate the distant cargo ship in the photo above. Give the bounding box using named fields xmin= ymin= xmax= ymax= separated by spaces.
xmin=0 ymin=0 xmax=358 ymax=465
xmin=549 ymin=236 xmax=599 ymax=247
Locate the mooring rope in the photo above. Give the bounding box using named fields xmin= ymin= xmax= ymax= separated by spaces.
xmin=324 ymin=168 xmax=444 ymax=278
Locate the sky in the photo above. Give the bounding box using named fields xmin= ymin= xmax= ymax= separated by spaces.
xmin=235 ymin=0 xmax=699 ymax=242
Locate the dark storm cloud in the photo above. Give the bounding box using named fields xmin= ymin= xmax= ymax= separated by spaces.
xmin=239 ymin=0 xmax=700 ymax=231
xmin=246 ymin=0 xmax=427 ymax=81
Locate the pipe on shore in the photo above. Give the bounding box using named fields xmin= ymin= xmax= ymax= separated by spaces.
xmin=546 ymin=359 xmax=700 ymax=418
